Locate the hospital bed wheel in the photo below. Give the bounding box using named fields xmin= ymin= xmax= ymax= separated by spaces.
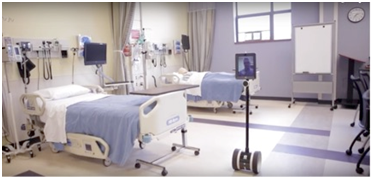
xmin=194 ymin=150 xmax=200 ymax=156
xmin=350 ymin=122 xmax=355 ymax=127
xmin=171 ymin=146 xmax=177 ymax=151
xmin=233 ymin=111 xmax=236 ymax=114
xmin=249 ymin=111 xmax=252 ymax=115
xmin=240 ymin=105 xmax=244 ymax=108
xmin=356 ymin=167 xmax=364 ymax=174
xmin=227 ymin=102 xmax=233 ymax=109
xmin=37 ymin=144 xmax=42 ymax=151
xmin=135 ymin=163 xmax=141 ymax=169
xmin=346 ymin=149 xmax=352 ymax=156
xmin=103 ymin=158 xmax=112 ymax=167
xmin=288 ymin=104 xmax=291 ymax=108
xmin=161 ymin=169 xmax=168 ymax=176
xmin=49 ymin=144 xmax=59 ymax=153
xmin=6 ymin=155 xmax=11 ymax=163
xmin=30 ymin=151 xmax=34 ymax=158
xmin=255 ymin=106 xmax=258 ymax=109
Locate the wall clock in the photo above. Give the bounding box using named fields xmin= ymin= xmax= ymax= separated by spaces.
xmin=348 ymin=7 xmax=365 ymax=23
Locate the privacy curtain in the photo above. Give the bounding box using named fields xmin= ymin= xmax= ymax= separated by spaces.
xmin=188 ymin=2 xmax=216 ymax=72
xmin=111 ymin=2 xmax=136 ymax=94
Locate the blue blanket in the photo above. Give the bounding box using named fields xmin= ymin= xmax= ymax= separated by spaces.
xmin=61 ymin=95 xmax=153 ymax=166
xmin=187 ymin=72 xmax=244 ymax=102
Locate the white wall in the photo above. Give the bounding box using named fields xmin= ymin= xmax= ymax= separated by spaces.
xmin=138 ymin=2 xmax=188 ymax=88
xmin=2 ymin=2 xmax=113 ymax=142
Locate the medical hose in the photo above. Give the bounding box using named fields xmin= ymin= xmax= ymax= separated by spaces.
xmin=43 ymin=47 xmax=49 ymax=80
xmin=48 ymin=48 xmax=53 ymax=80
xmin=36 ymin=51 xmax=40 ymax=90
xmin=152 ymin=75 xmax=157 ymax=88
xmin=71 ymin=49 xmax=76 ymax=84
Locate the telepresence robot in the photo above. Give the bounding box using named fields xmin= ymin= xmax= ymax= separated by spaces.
xmin=231 ymin=53 xmax=262 ymax=174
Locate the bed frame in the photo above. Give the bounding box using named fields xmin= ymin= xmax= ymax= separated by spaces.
xmin=19 ymin=85 xmax=200 ymax=175
xmin=159 ymin=71 xmax=262 ymax=114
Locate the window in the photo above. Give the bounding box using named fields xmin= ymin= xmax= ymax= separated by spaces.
xmin=234 ymin=2 xmax=292 ymax=43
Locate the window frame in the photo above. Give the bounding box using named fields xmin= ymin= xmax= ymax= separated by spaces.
xmin=234 ymin=2 xmax=292 ymax=43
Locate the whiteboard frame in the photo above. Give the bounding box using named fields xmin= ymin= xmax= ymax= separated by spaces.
xmin=290 ymin=22 xmax=337 ymax=110
xmin=292 ymin=22 xmax=335 ymax=75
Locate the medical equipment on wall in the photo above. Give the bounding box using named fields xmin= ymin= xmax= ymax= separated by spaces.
xmin=153 ymin=43 xmax=168 ymax=68
xmin=42 ymin=41 xmax=53 ymax=80
xmin=232 ymin=53 xmax=261 ymax=175
xmin=2 ymin=37 xmax=22 ymax=62
xmin=70 ymin=48 xmax=79 ymax=84
xmin=78 ymin=34 xmax=92 ymax=58
xmin=181 ymin=34 xmax=191 ymax=71
xmin=16 ymin=42 xmax=35 ymax=87
xmin=160 ymin=44 xmax=167 ymax=68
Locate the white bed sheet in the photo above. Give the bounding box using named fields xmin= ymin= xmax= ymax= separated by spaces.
xmin=40 ymin=93 xmax=109 ymax=143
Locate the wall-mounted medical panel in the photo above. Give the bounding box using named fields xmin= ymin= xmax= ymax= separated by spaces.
xmin=6 ymin=37 xmax=70 ymax=60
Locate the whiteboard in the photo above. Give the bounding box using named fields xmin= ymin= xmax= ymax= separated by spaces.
xmin=294 ymin=24 xmax=333 ymax=74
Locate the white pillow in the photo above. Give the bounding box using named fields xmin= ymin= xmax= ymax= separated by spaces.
xmin=33 ymin=85 xmax=91 ymax=100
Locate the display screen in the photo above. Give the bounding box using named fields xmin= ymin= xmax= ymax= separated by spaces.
xmin=83 ymin=42 xmax=107 ymax=66
xmin=235 ymin=53 xmax=256 ymax=80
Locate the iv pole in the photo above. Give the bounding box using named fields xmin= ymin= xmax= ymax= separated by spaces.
xmin=2 ymin=60 xmax=34 ymax=163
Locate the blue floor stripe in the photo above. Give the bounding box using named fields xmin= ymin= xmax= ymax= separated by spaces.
xmin=273 ymin=144 xmax=370 ymax=166
xmin=193 ymin=118 xmax=330 ymax=136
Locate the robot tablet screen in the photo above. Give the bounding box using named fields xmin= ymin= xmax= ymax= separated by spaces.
xmin=235 ymin=53 xmax=256 ymax=80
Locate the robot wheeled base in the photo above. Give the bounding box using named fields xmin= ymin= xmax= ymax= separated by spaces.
xmin=231 ymin=77 xmax=262 ymax=175
xmin=232 ymin=149 xmax=261 ymax=174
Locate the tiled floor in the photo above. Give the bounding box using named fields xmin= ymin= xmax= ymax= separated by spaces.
xmin=2 ymin=100 xmax=370 ymax=177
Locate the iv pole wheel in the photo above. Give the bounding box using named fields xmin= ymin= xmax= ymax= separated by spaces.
xmin=227 ymin=102 xmax=233 ymax=109
xmin=37 ymin=144 xmax=42 ymax=151
xmin=135 ymin=163 xmax=141 ymax=169
xmin=103 ymin=158 xmax=112 ymax=167
xmin=161 ymin=169 xmax=168 ymax=176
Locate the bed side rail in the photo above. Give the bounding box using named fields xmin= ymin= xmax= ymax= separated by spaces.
xmin=19 ymin=94 xmax=45 ymax=116
xmin=159 ymin=74 xmax=180 ymax=86
xmin=138 ymin=91 xmax=189 ymax=142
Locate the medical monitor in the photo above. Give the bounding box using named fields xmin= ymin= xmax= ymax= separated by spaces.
xmin=181 ymin=35 xmax=190 ymax=50
xmin=235 ymin=53 xmax=256 ymax=80
xmin=84 ymin=42 xmax=107 ymax=66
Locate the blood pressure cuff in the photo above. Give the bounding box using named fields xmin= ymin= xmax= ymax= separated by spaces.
xmin=17 ymin=57 xmax=35 ymax=84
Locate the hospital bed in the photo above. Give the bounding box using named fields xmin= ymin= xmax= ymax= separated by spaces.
xmin=159 ymin=70 xmax=261 ymax=114
xmin=19 ymin=84 xmax=200 ymax=176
